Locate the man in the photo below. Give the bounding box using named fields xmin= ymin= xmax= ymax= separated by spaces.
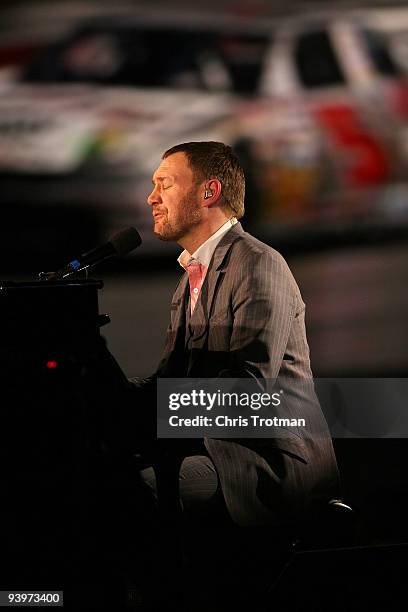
xmin=135 ymin=141 xmax=339 ymax=527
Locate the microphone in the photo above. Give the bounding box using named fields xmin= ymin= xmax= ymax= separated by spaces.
xmin=45 ymin=227 xmax=142 ymax=280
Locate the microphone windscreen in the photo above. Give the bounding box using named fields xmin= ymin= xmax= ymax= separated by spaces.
xmin=109 ymin=227 xmax=142 ymax=256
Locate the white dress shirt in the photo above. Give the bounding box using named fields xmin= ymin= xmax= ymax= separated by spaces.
xmin=177 ymin=217 xmax=238 ymax=271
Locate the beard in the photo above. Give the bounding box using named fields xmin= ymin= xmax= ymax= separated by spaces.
xmin=154 ymin=187 xmax=202 ymax=242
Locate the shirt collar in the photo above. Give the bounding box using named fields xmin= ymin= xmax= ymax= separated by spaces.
xmin=178 ymin=217 xmax=237 ymax=270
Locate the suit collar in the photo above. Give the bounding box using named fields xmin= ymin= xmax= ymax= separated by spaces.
xmin=211 ymin=222 xmax=244 ymax=271
xmin=173 ymin=222 xmax=244 ymax=303
xmin=169 ymin=222 xmax=244 ymax=363
xmin=173 ymin=222 xmax=244 ymax=304
xmin=177 ymin=217 xmax=238 ymax=270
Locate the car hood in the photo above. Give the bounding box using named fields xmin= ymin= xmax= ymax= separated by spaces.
xmin=0 ymin=83 xmax=235 ymax=173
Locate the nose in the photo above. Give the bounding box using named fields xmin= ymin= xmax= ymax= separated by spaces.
xmin=147 ymin=184 xmax=161 ymax=206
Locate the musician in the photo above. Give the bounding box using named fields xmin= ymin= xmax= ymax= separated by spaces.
xmin=131 ymin=141 xmax=340 ymax=526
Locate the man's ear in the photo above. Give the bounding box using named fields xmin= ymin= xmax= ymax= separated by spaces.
xmin=203 ymin=179 xmax=222 ymax=205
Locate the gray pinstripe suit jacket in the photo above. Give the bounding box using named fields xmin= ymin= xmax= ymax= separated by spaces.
xmin=152 ymin=222 xmax=339 ymax=526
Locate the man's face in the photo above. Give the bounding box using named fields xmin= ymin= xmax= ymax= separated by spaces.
xmin=147 ymin=152 xmax=202 ymax=242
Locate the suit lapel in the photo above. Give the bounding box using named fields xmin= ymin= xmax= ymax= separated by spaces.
xmin=188 ymin=223 xmax=244 ymax=355
xmin=165 ymin=273 xmax=189 ymax=357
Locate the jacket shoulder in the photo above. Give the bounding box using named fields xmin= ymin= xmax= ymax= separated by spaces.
xmin=230 ymin=230 xmax=302 ymax=299
xmin=232 ymin=230 xmax=289 ymax=268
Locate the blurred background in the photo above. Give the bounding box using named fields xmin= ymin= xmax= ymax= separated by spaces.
xmin=1 ymin=0 xmax=408 ymax=599
xmin=1 ymin=0 xmax=408 ymax=379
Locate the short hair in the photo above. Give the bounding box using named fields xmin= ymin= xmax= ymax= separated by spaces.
xmin=162 ymin=141 xmax=245 ymax=219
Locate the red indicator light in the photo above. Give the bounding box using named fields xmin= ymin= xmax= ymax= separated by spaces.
xmin=46 ymin=360 xmax=58 ymax=369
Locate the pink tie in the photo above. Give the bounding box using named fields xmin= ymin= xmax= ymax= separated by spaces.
xmin=186 ymin=260 xmax=205 ymax=314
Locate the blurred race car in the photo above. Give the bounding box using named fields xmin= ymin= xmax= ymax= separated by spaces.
xmin=0 ymin=8 xmax=407 ymax=267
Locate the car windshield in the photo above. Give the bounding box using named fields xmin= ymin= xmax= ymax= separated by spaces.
xmin=21 ymin=25 xmax=270 ymax=94
xmin=362 ymin=28 xmax=400 ymax=77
